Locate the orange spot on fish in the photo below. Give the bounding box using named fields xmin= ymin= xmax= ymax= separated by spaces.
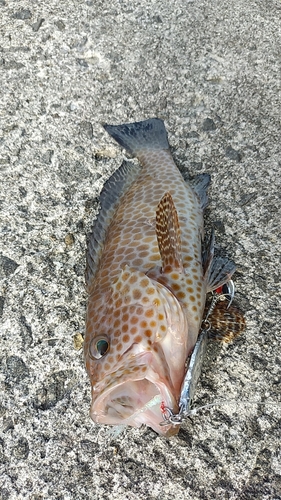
xmin=133 ymin=259 xmax=143 ymax=267
xmin=115 ymin=299 xmax=122 ymax=308
xmin=150 ymin=254 xmax=161 ymax=262
xmin=129 ymin=274 xmax=138 ymax=284
xmin=133 ymin=289 xmax=142 ymax=300
xmin=145 ymin=329 xmax=152 ymax=337
xmin=142 ymin=296 xmax=150 ymax=304
xmin=144 ymin=309 xmax=154 ymax=318
xmin=122 ymin=284 xmax=130 ymax=295
xmin=140 ymin=278 xmax=148 ymax=287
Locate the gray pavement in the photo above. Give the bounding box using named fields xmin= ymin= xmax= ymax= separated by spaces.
xmin=0 ymin=0 xmax=280 ymax=498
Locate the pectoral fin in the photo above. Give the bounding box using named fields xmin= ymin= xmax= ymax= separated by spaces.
xmin=155 ymin=192 xmax=184 ymax=274
xmin=203 ymin=231 xmax=236 ymax=292
xmin=206 ymin=255 xmax=236 ymax=292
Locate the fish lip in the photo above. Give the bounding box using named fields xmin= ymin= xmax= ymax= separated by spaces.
xmin=90 ymin=357 xmax=178 ymax=434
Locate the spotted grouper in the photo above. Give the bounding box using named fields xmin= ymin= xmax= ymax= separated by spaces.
xmin=84 ymin=118 xmax=236 ymax=436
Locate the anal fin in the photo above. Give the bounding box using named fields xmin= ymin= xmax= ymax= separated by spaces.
xmin=156 ymin=192 xmax=183 ymax=274
xmin=207 ymin=255 xmax=236 ymax=292
xmin=203 ymin=228 xmax=236 ymax=292
xmin=202 ymin=229 xmax=215 ymax=276
xmin=191 ymin=173 xmax=211 ymax=210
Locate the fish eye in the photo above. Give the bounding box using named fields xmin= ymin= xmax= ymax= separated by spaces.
xmin=89 ymin=336 xmax=110 ymax=360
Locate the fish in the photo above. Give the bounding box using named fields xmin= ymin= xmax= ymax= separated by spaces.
xmin=84 ymin=118 xmax=238 ymax=436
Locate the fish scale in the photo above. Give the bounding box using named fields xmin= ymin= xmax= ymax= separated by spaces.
xmin=84 ymin=118 xmax=237 ymax=436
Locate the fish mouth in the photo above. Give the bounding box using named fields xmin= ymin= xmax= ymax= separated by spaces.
xmin=90 ymin=366 xmax=179 ymax=436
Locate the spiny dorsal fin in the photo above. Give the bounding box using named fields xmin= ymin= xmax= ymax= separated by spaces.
xmin=86 ymin=160 xmax=141 ymax=289
xmin=155 ymin=192 xmax=183 ymax=274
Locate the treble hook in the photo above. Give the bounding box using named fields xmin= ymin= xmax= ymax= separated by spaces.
xmin=214 ymin=279 xmax=235 ymax=308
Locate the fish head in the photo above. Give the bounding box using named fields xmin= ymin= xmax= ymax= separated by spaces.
xmin=84 ymin=266 xmax=188 ymax=436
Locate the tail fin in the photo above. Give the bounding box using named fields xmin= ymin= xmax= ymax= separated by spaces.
xmin=103 ymin=118 xmax=169 ymax=156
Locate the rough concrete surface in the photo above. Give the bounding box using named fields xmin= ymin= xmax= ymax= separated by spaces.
xmin=0 ymin=0 xmax=280 ymax=498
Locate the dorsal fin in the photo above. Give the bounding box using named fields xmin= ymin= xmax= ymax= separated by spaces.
xmin=155 ymin=192 xmax=183 ymax=273
xmin=86 ymin=160 xmax=141 ymax=288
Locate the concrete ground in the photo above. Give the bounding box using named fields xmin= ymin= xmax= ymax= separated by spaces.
xmin=0 ymin=0 xmax=280 ymax=498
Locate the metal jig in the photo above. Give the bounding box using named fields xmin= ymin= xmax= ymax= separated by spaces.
xmin=159 ymin=280 xmax=235 ymax=427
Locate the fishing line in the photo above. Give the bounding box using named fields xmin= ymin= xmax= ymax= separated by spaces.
xmin=187 ymin=398 xmax=281 ymax=416
xmin=160 ymin=398 xmax=281 ymax=425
